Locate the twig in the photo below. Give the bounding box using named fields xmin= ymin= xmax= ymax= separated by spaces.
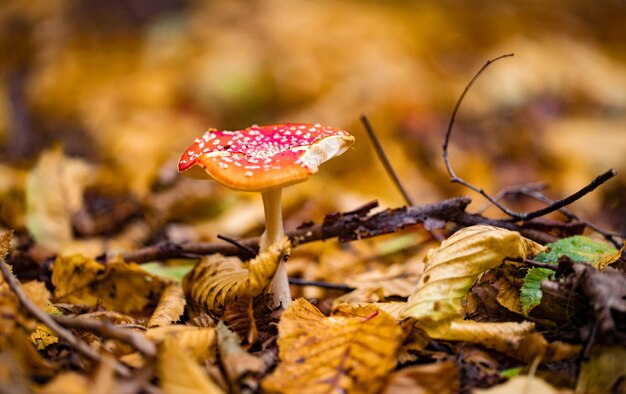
xmin=288 ymin=277 xmax=354 ymax=292
xmin=360 ymin=115 xmax=414 ymax=206
xmin=217 ymin=234 xmax=257 ymax=260
xmin=523 ymin=259 xmax=557 ymax=271
xmin=120 ymin=196 xmax=563 ymax=263
xmin=0 ymin=256 xmax=131 ymax=377
xmin=442 ymin=53 xmax=617 ymax=223
xmin=52 ymin=315 xmax=157 ymax=357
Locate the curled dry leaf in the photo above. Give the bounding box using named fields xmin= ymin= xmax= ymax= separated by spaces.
xmin=222 ymin=296 xmax=257 ymax=346
xmin=183 ymin=237 xmax=290 ymax=316
xmin=51 ymin=254 xmax=168 ymax=314
xmin=146 ymin=283 xmax=186 ymax=328
xmin=496 ymin=280 xmax=523 ymax=314
xmin=262 ymin=298 xmax=403 ymax=394
xmin=158 ymin=337 xmax=224 ymax=394
xmin=401 ymin=225 xmax=544 ymax=322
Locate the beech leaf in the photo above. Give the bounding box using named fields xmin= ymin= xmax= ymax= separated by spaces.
xmin=146 ymin=284 xmax=186 ymax=328
xmin=262 ymin=298 xmax=403 ymax=394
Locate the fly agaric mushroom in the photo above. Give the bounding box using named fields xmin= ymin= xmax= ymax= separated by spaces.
xmin=178 ymin=123 xmax=355 ymax=308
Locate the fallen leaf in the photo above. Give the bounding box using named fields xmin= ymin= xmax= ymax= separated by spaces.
xmin=345 ymin=262 xmax=422 ymax=298
xmin=51 ymin=254 xmax=168 ymax=314
xmin=576 ymin=346 xmax=626 ymax=394
xmin=147 ymin=283 xmax=186 ymax=328
xmin=401 ymin=225 xmax=544 ymax=322
xmin=146 ymin=326 xmax=216 ymax=362
xmin=222 ymin=296 xmax=257 ymax=346
xmin=496 ymin=279 xmax=523 ymax=314
xmin=383 ymin=360 xmax=459 ymax=394
xmin=183 ymin=237 xmax=290 ymax=315
xmin=25 ymin=147 xmax=92 ymax=252
xmin=158 ymin=337 xmax=224 ymax=394
xmin=474 ymin=375 xmax=566 ymax=394
xmin=262 ymin=299 xmax=403 ymax=394
xmin=35 ymin=372 xmax=89 ymax=394
xmin=216 ymin=322 xmax=264 ymax=391
xmin=30 ymin=325 xmax=58 ymax=350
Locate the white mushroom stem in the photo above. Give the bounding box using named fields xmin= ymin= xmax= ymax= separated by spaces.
xmin=259 ymin=188 xmax=291 ymax=308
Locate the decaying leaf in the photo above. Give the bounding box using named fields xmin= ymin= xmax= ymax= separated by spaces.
xmin=332 ymin=286 xmax=385 ymax=307
xmin=474 ymin=375 xmax=564 ymax=394
xmin=158 ymin=337 xmax=224 ymax=394
xmin=216 ymin=322 xmax=264 ymax=391
xmin=262 ymin=298 xmax=403 ymax=394
xmin=30 ymin=325 xmax=58 ymax=351
xmin=521 ymin=236 xmax=621 ymax=314
xmin=383 ymin=360 xmax=459 ymax=394
xmin=25 ymin=147 xmax=92 ymax=252
xmin=147 ymin=283 xmax=186 ymax=328
xmin=576 ymin=346 xmax=626 ymax=394
xmin=497 ymin=278 xmax=523 ymax=314
xmin=146 ymin=326 xmax=217 ymax=362
xmin=401 ymin=225 xmax=544 ymax=322
xmin=184 ymin=237 xmax=290 ymax=315
xmin=51 ymin=254 xmax=168 ymax=314
xmin=424 ymin=320 xmax=580 ymax=363
xmin=0 ymin=230 xmax=11 ymax=259
xmin=345 ymin=263 xmax=422 ymax=298
xmin=222 ymin=296 xmax=257 ymax=346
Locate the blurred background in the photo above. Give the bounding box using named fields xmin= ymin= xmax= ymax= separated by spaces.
xmin=1 ymin=0 xmax=626 ymax=255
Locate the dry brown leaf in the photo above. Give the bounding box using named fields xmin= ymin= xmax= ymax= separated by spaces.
xmin=183 ymin=237 xmax=290 ymax=315
xmin=262 ymin=298 xmax=403 ymax=394
xmin=383 ymin=360 xmax=459 ymax=394
xmin=425 ymin=320 xmax=580 ymax=363
xmin=222 ymin=296 xmax=257 ymax=346
xmin=0 ymin=229 xmax=11 ymax=260
xmin=401 ymin=225 xmax=544 ymax=322
xmin=51 ymin=254 xmax=168 ymax=314
xmin=147 ymin=283 xmax=186 ymax=328
xmin=158 ymin=337 xmax=224 ymax=394
xmin=474 ymin=375 xmax=568 ymax=394
xmin=576 ymin=346 xmax=626 ymax=394
xmin=25 ymin=147 xmax=92 ymax=252
xmin=146 ymin=326 xmax=216 ymax=362
xmin=216 ymin=322 xmax=264 ymax=391
xmin=496 ymin=280 xmax=523 ymax=314
xmin=30 ymin=325 xmax=58 ymax=350
xmin=332 ymin=287 xmax=385 ymax=307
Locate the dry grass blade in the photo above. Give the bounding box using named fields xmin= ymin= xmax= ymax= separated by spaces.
xmin=262 ymin=298 xmax=403 ymax=394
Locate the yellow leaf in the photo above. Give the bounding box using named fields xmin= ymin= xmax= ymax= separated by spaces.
xmin=0 ymin=229 xmax=12 ymax=259
xmin=332 ymin=287 xmax=384 ymax=307
xmin=345 ymin=263 xmax=422 ymax=298
xmin=401 ymin=225 xmax=544 ymax=322
xmin=35 ymin=372 xmax=89 ymax=394
xmin=31 ymin=324 xmax=58 ymax=350
xmin=51 ymin=255 xmax=168 ymax=314
xmin=158 ymin=338 xmax=224 ymax=394
xmin=25 ymin=148 xmax=92 ymax=251
xmin=576 ymin=346 xmax=626 ymax=394
xmin=262 ymin=298 xmax=403 ymax=394
xmin=147 ymin=284 xmax=186 ymax=328
xmin=183 ymin=237 xmax=290 ymax=315
xmin=383 ymin=360 xmax=459 ymax=394
xmin=146 ymin=326 xmax=216 ymax=362
xmin=496 ymin=280 xmax=523 ymax=314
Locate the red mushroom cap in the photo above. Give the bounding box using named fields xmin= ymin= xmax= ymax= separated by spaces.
xmin=178 ymin=123 xmax=354 ymax=191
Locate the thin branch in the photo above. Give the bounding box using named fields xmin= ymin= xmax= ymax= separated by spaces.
xmin=217 ymin=234 xmax=257 ymax=260
xmin=0 ymin=256 xmax=131 ymax=377
xmin=120 ymin=196 xmax=563 ymax=263
xmin=52 ymin=315 xmax=157 ymax=357
xmin=360 ymin=115 xmax=414 ymax=206
xmin=524 ymin=259 xmax=557 ymax=271
xmin=288 ymin=277 xmax=354 ymax=292
xmin=442 ymin=53 xmax=617 ymax=223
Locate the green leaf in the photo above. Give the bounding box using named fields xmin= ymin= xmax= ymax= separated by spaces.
xmin=500 ymin=367 xmax=522 ymax=379
xmin=142 ymin=262 xmax=195 ymax=283
xmin=521 ymin=236 xmax=617 ymax=314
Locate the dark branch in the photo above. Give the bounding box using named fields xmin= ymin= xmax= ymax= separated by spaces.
xmin=0 ymin=256 xmax=131 ymax=377
xmin=360 ymin=115 xmax=414 ymax=206
xmin=121 ymin=196 xmax=561 ymax=263
xmin=442 ymin=53 xmax=617 ymax=223
xmin=288 ymin=277 xmax=354 ymax=292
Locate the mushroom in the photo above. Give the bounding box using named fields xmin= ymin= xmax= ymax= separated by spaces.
xmin=178 ymin=123 xmax=355 ymax=308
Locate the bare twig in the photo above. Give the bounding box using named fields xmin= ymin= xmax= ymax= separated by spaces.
xmin=217 ymin=234 xmax=257 ymax=260
xmin=523 ymin=259 xmax=557 ymax=271
xmin=361 ymin=115 xmax=414 ymax=206
xmin=120 ymin=196 xmax=562 ymax=263
xmin=52 ymin=315 xmax=157 ymax=357
xmin=288 ymin=277 xmax=354 ymax=292
xmin=442 ymin=53 xmax=617 ymax=223
xmin=0 ymin=256 xmax=131 ymax=377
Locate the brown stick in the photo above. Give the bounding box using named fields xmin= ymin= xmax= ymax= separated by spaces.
xmin=52 ymin=315 xmax=157 ymax=357
xmin=0 ymin=256 xmax=131 ymax=377
xmin=360 ymin=115 xmax=414 ymax=206
xmin=120 ymin=196 xmax=560 ymax=263
xmin=442 ymin=53 xmax=618 ymax=223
